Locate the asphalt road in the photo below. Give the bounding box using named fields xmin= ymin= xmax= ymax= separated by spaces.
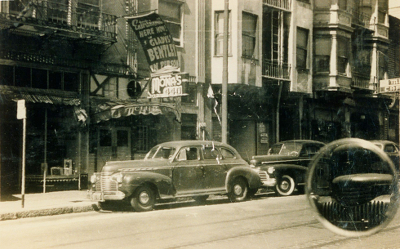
xmin=1 ymin=194 xmax=399 ymax=249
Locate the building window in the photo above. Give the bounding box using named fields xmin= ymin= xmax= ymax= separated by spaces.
xmin=315 ymin=38 xmax=331 ymax=73
xmin=0 ymin=65 xmax=13 ymax=86
xmin=215 ymin=10 xmax=232 ymax=56
xmin=137 ymin=126 xmax=149 ymax=152
xmin=338 ymin=0 xmax=347 ymax=10
xmin=338 ymin=38 xmax=349 ymax=75
xmin=182 ymin=82 xmax=197 ymax=104
xmin=296 ymin=28 xmax=309 ymax=70
xmin=159 ymin=0 xmax=182 ymax=46
xmin=242 ymin=12 xmax=258 ymax=59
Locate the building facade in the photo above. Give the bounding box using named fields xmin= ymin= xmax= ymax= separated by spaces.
xmin=0 ymin=0 xmax=398 ymax=199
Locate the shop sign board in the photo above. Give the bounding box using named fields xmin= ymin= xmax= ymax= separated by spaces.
xmin=380 ymin=78 xmax=400 ymax=93
xmin=126 ymin=12 xmax=179 ymax=73
xmin=148 ymin=73 xmax=188 ymax=98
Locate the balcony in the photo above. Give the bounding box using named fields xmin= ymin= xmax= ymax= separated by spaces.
xmin=262 ymin=59 xmax=291 ymax=80
xmin=0 ymin=1 xmax=117 ymax=44
xmin=352 ymin=72 xmax=373 ymax=91
xmin=351 ymin=9 xmax=373 ymax=30
xmin=263 ymin=0 xmax=291 ymax=11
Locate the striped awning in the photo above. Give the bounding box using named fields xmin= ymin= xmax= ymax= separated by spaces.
xmin=90 ymin=96 xmax=181 ymax=123
xmin=0 ymin=85 xmax=81 ymax=106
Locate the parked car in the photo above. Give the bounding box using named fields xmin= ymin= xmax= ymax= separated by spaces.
xmin=90 ymin=140 xmax=262 ymax=211
xmin=250 ymin=140 xmax=325 ymax=196
xmin=370 ymin=140 xmax=399 ymax=173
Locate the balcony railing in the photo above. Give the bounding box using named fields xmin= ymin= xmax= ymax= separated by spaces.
xmin=0 ymin=49 xmax=133 ymax=76
xmin=350 ymin=9 xmax=373 ymax=30
xmin=1 ymin=0 xmax=117 ymax=42
xmin=263 ymin=0 xmax=291 ymax=11
xmin=262 ymin=59 xmax=291 ymax=80
xmin=352 ymin=71 xmax=372 ymax=90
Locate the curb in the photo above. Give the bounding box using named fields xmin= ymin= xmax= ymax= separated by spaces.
xmin=0 ymin=204 xmax=99 ymax=221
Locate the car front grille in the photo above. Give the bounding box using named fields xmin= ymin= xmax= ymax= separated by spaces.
xmin=100 ymin=172 xmax=118 ymax=192
xmin=317 ymin=200 xmax=389 ymax=230
xmin=258 ymin=171 xmax=268 ymax=182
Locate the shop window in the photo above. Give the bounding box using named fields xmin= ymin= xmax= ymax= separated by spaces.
xmin=0 ymin=65 xmax=14 ymax=86
xmin=338 ymin=38 xmax=349 ymax=75
xmin=242 ymin=12 xmax=258 ymax=59
xmin=181 ymin=82 xmax=196 ymax=104
xmin=315 ymin=38 xmax=331 ymax=73
xmin=117 ymin=130 xmax=129 ymax=147
xmin=15 ymin=67 xmax=31 ymax=88
xmin=49 ymin=71 xmax=62 ymax=90
xmin=215 ymin=10 xmax=232 ymax=56
xmin=137 ymin=126 xmax=149 ymax=152
xmin=99 ymin=129 xmax=112 ymax=147
xmin=64 ymin=72 xmax=79 ymax=92
xmin=338 ymin=0 xmax=347 ymax=10
xmin=159 ymin=0 xmax=182 ymax=46
xmin=296 ymin=28 xmax=309 ymax=70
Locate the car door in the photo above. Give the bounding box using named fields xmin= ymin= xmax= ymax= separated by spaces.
xmin=172 ymin=146 xmax=205 ymax=195
xmin=201 ymin=146 xmax=226 ymax=191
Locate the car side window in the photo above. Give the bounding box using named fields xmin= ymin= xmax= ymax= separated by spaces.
xmin=203 ymin=146 xmax=219 ymax=160
xmin=220 ymin=148 xmax=236 ymax=159
xmin=384 ymin=144 xmax=396 ymax=153
xmin=177 ymin=147 xmax=199 ymax=161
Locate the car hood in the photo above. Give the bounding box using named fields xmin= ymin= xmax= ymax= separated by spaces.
xmin=101 ymin=159 xmax=171 ymax=173
xmin=251 ymin=154 xmax=299 ymax=163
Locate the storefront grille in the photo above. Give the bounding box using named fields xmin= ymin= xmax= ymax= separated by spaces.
xmin=100 ymin=172 xmax=117 ymax=192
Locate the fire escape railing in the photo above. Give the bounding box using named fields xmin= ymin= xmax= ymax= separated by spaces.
xmin=262 ymin=59 xmax=291 ymax=80
xmin=1 ymin=1 xmax=117 ymax=41
xmin=263 ymin=0 xmax=291 ymax=11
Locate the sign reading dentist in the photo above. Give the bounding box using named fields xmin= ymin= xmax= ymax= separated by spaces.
xmin=126 ymin=12 xmax=179 ymax=73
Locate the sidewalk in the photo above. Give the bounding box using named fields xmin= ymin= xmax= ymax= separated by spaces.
xmin=0 ymin=190 xmax=99 ymax=221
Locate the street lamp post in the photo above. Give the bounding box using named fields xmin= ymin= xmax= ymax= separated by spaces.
xmin=222 ymin=0 xmax=229 ymax=144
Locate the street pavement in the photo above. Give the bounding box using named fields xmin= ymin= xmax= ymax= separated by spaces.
xmin=0 ymin=190 xmax=98 ymax=221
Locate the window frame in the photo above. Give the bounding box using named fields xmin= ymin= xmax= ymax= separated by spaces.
xmin=241 ymin=11 xmax=258 ymax=59
xmin=296 ymin=27 xmax=309 ymax=70
xmin=214 ymin=10 xmax=232 ymax=56
xmin=158 ymin=0 xmax=183 ymax=47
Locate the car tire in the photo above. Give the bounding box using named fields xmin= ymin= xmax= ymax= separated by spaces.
xmin=275 ymin=175 xmax=295 ymax=196
xmin=130 ymin=185 xmax=156 ymax=212
xmin=228 ymin=177 xmax=248 ymax=202
xmin=193 ymin=195 xmax=209 ymax=203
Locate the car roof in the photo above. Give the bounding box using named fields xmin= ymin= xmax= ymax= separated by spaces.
xmin=274 ymin=140 xmax=325 ymax=146
xmin=370 ymin=140 xmax=398 ymax=146
xmin=155 ymin=140 xmax=233 ymax=149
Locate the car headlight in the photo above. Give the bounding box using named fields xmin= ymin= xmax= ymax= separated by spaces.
xmin=111 ymin=172 xmax=124 ymax=183
xmin=90 ymin=174 xmax=98 ymax=184
xmin=267 ymin=167 xmax=275 ymax=174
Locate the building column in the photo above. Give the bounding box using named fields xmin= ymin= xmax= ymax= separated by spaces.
xmin=329 ymin=32 xmax=338 ymax=88
xmin=370 ymin=42 xmax=378 ymax=90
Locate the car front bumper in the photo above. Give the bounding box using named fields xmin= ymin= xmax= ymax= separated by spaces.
xmin=90 ymin=190 xmax=126 ymax=201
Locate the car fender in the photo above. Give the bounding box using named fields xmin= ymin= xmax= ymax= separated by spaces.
xmin=260 ymin=164 xmax=308 ymax=181
xmin=119 ymin=171 xmax=175 ymax=198
xmin=225 ymin=166 xmax=261 ymax=191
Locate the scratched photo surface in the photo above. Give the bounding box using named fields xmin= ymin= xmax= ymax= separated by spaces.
xmin=0 ymin=0 xmax=400 ymax=248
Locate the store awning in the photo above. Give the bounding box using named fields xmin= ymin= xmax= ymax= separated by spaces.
xmin=90 ymin=97 xmax=181 ymax=123
xmin=0 ymin=85 xmax=81 ymax=106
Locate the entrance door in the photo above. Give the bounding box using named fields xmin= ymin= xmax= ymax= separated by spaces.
xmin=97 ymin=127 xmax=131 ymax=168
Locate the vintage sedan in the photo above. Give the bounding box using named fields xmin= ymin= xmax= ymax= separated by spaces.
xmin=371 ymin=140 xmax=399 ymax=173
xmin=90 ymin=140 xmax=261 ymax=212
xmin=250 ymin=140 xmax=325 ymax=196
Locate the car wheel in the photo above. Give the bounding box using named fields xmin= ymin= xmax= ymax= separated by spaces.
xmin=130 ymin=186 xmax=156 ymax=212
xmin=228 ymin=178 xmax=248 ymax=202
xmin=275 ymin=175 xmax=295 ymax=196
xmin=193 ymin=195 xmax=209 ymax=203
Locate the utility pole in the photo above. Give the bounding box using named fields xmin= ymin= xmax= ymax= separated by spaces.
xmin=222 ymin=0 xmax=229 ymax=144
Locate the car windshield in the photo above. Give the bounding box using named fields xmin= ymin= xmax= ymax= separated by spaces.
xmin=145 ymin=146 xmax=176 ymax=160
xmin=269 ymin=143 xmax=302 ymax=155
